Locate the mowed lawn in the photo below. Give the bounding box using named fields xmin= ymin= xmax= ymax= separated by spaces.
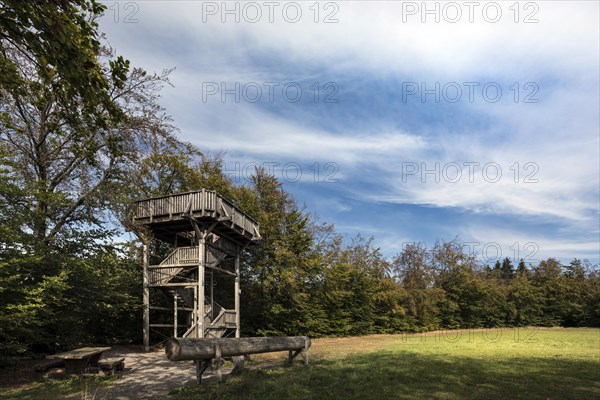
xmin=171 ymin=328 xmax=600 ymax=400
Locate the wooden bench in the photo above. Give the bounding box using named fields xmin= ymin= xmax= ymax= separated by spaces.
xmin=46 ymin=347 xmax=111 ymax=375
xmin=98 ymin=358 xmax=125 ymax=375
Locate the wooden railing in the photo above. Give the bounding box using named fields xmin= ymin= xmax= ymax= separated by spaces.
xmin=160 ymin=246 xmax=198 ymax=266
xmin=207 ymin=237 xmax=238 ymax=257
xmin=149 ymin=247 xmax=199 ymax=285
xmin=132 ymin=190 xmax=260 ymax=239
xmin=133 ymin=191 xmax=218 ymax=218
xmin=148 ymin=245 xmax=236 ymax=286
xmin=223 ymin=310 xmax=237 ymax=327
xmin=182 ymin=301 xmax=236 ymax=339
xmin=148 ymin=267 xmax=182 ymax=286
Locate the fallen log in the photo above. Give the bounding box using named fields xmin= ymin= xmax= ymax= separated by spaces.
xmin=165 ymin=336 xmax=311 ymax=361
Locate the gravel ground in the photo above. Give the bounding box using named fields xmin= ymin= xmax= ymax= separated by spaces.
xmin=90 ymin=346 xmax=210 ymax=400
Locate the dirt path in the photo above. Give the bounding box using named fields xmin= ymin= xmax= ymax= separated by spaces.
xmin=90 ymin=346 xmax=202 ymax=400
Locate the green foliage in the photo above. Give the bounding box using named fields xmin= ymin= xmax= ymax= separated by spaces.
xmin=0 ymin=242 xmax=141 ymax=359
xmin=0 ymin=0 xmax=128 ymax=125
xmin=0 ymin=9 xmax=184 ymax=356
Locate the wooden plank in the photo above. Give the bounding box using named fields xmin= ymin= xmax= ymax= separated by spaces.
xmin=148 ymin=282 xmax=196 ymax=288
xmin=149 ymin=264 xmax=196 ymax=269
xmin=205 ymin=264 xmax=236 ymax=277
xmin=149 ymin=306 xmax=172 ymax=311
xmin=150 ymin=305 xmax=195 ymax=312
xmin=47 ymin=347 xmax=111 ymax=360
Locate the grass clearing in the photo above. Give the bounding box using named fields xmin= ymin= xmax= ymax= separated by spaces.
xmin=0 ymin=375 xmax=117 ymax=400
xmin=171 ymin=328 xmax=600 ymax=400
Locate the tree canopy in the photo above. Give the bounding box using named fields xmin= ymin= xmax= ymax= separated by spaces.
xmin=0 ymin=0 xmax=128 ymax=124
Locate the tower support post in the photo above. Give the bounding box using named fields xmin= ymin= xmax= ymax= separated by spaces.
xmin=174 ymin=293 xmax=178 ymax=338
xmin=235 ymin=251 xmax=241 ymax=338
xmin=142 ymin=242 xmax=150 ymax=352
xmin=197 ymin=237 xmax=205 ymax=338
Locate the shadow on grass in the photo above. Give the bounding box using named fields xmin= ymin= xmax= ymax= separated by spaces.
xmin=171 ymin=351 xmax=600 ymax=400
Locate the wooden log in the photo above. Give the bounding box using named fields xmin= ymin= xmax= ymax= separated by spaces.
xmin=166 ymin=336 xmax=311 ymax=361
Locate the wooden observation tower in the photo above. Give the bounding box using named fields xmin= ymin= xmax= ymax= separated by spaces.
xmin=131 ymin=190 xmax=261 ymax=351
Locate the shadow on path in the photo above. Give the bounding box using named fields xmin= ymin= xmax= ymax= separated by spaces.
xmin=94 ymin=346 xmax=202 ymax=400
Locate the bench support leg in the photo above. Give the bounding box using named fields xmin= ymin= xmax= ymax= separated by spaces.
xmin=301 ymin=349 xmax=308 ymax=366
xmin=288 ymin=342 xmax=310 ymax=365
xmin=196 ymin=359 xmax=211 ymax=384
xmin=231 ymin=356 xmax=245 ymax=375
xmin=302 ymin=340 xmax=309 ymax=366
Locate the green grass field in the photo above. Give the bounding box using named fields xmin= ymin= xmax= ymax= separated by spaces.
xmin=171 ymin=328 xmax=600 ymax=400
xmin=1 ymin=328 xmax=597 ymax=399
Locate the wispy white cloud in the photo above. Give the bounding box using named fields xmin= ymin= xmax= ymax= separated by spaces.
xmin=99 ymin=1 xmax=599 ymax=263
xmin=459 ymin=225 xmax=600 ymax=264
xmin=103 ymin=2 xmax=599 ymax=79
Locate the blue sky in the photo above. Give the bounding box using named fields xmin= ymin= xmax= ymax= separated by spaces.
xmin=100 ymin=1 xmax=599 ymax=266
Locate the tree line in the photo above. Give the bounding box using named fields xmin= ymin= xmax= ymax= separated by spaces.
xmin=203 ymin=165 xmax=600 ymax=337
xmin=0 ymin=1 xmax=598 ymax=362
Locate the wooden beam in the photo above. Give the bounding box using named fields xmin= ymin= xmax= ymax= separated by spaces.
xmin=149 ymin=306 xmax=171 ymax=311
xmin=149 ymin=282 xmax=197 ymax=288
xmin=197 ymin=238 xmax=205 ymax=338
xmin=205 ymin=264 xmax=236 ymax=277
xmin=150 ymin=305 xmax=195 ymax=312
xmin=188 ymin=218 xmax=204 ymax=241
xmin=174 ymin=294 xmax=178 ymax=338
xmin=149 ymin=264 xmax=198 ymax=269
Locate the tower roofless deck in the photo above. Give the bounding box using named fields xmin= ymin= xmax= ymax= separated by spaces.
xmin=131 ymin=190 xmax=260 ymax=244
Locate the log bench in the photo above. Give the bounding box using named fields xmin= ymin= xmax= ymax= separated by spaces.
xmin=166 ymin=336 xmax=311 ymax=383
